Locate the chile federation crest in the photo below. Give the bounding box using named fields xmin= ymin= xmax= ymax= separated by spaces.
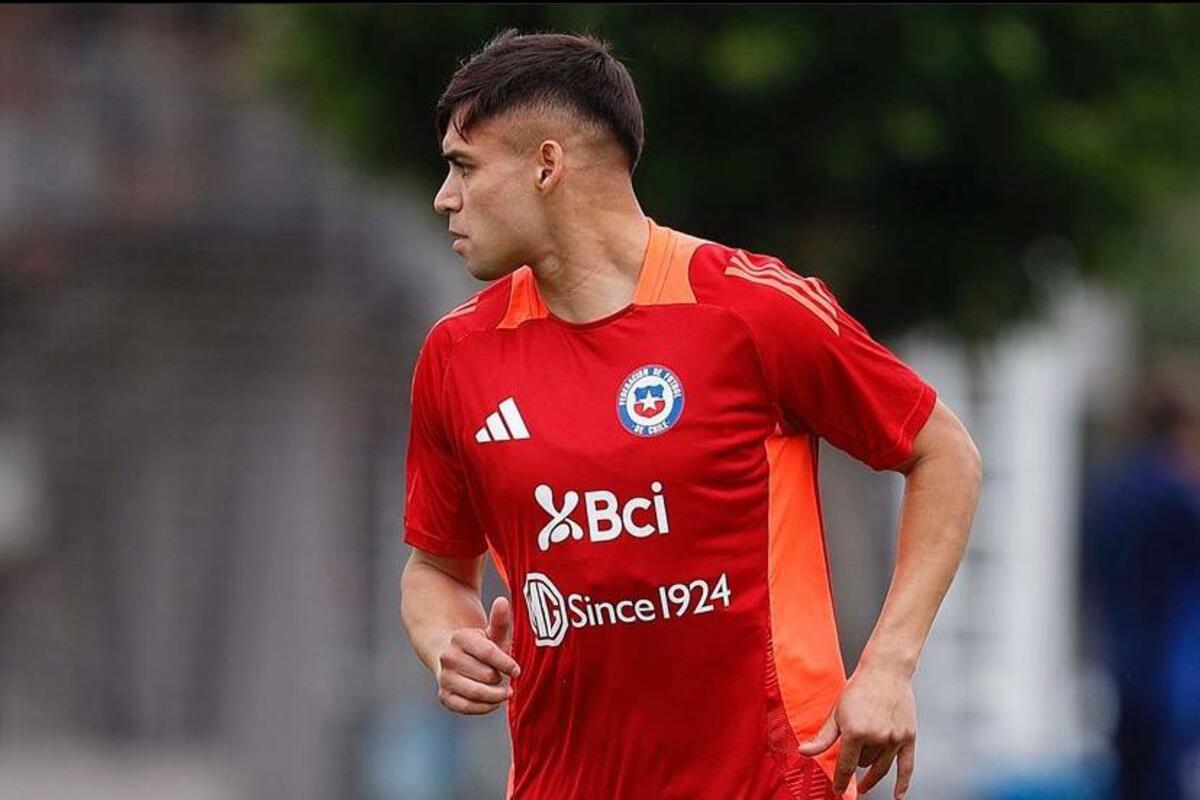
xmin=617 ymin=364 xmax=685 ymax=437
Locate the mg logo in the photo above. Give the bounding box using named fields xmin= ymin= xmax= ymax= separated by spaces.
xmin=534 ymin=482 xmax=670 ymax=552
xmin=520 ymin=570 xmax=734 ymax=648
xmin=523 ymin=572 xmax=567 ymax=647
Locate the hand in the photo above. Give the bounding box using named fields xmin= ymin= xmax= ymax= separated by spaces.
xmin=796 ymin=663 xmax=917 ymax=799
xmin=435 ymin=596 xmax=522 ymax=715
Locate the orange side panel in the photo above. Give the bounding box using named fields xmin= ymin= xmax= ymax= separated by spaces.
xmin=765 ymin=433 xmax=857 ymax=799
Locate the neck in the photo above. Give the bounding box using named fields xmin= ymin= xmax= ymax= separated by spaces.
xmin=527 ymin=193 xmax=649 ymax=324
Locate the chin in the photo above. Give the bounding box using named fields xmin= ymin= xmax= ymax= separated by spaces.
xmin=465 ymin=254 xmax=523 ymax=283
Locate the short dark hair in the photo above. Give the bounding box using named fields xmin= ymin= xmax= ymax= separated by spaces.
xmin=435 ymin=29 xmax=645 ymax=173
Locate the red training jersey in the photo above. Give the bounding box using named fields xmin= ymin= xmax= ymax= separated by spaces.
xmin=404 ymin=218 xmax=936 ymax=800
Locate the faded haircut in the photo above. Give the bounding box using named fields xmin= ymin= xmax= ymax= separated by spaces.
xmin=435 ymin=29 xmax=645 ymax=173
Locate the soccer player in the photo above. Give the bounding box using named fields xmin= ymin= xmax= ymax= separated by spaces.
xmin=400 ymin=29 xmax=981 ymax=800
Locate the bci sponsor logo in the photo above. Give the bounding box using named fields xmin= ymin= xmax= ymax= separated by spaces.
xmin=534 ymin=482 xmax=670 ymax=552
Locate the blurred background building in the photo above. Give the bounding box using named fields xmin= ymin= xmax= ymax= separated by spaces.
xmin=0 ymin=6 xmax=487 ymax=799
xmin=1 ymin=5 xmax=1197 ymax=800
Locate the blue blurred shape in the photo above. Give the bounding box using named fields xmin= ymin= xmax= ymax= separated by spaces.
xmin=974 ymin=756 xmax=1115 ymax=800
xmin=363 ymin=702 xmax=463 ymax=800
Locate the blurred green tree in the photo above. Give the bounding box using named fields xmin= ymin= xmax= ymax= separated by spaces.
xmin=247 ymin=5 xmax=1200 ymax=339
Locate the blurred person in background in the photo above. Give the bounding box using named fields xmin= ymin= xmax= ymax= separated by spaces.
xmin=398 ymin=29 xmax=981 ymax=800
xmin=1083 ymin=357 xmax=1200 ymax=800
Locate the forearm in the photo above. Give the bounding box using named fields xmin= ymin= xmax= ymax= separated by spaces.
xmin=858 ymin=424 xmax=982 ymax=678
xmin=401 ymin=555 xmax=488 ymax=674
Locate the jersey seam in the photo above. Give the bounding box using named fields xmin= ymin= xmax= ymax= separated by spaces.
xmin=404 ymin=518 xmax=488 ymax=558
xmin=434 ymin=322 xmax=498 ymax=454
xmin=700 ymin=293 xmax=921 ymax=466
xmin=424 ymin=321 xmax=495 ymax=553
xmin=870 ymin=382 xmax=936 ymax=471
xmin=697 ymin=300 xmax=785 ymax=429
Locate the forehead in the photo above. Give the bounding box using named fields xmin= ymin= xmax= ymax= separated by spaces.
xmin=439 ymin=121 xmax=470 ymax=155
xmin=440 ymin=111 xmax=509 ymax=159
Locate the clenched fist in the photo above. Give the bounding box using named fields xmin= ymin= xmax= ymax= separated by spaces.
xmin=436 ymin=596 xmax=522 ymax=715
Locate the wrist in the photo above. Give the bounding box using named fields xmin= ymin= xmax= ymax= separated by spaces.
xmin=856 ymin=647 xmax=919 ymax=680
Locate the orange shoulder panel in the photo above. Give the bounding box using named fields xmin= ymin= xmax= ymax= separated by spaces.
xmin=633 ymin=219 xmax=703 ymax=306
xmin=497 ymin=266 xmax=549 ymax=330
xmin=497 ymin=217 xmax=703 ymax=329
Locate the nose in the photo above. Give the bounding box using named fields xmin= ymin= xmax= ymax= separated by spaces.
xmin=433 ymin=172 xmax=461 ymax=216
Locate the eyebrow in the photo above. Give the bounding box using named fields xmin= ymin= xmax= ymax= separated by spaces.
xmin=441 ymin=148 xmax=473 ymax=164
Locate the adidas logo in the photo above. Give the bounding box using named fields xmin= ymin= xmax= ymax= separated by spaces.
xmin=475 ymin=397 xmax=530 ymax=443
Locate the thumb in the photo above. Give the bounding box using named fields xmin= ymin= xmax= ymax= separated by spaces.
xmin=797 ymin=711 xmax=840 ymax=756
xmin=485 ymin=596 xmax=513 ymax=651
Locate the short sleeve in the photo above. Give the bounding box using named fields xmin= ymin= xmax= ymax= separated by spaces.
xmin=403 ymin=325 xmax=488 ymax=557
xmin=730 ymin=255 xmax=936 ymax=470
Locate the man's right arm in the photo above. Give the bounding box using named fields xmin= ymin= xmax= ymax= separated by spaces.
xmin=401 ymin=548 xmax=521 ymax=715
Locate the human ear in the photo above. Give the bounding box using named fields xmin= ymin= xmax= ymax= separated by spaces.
xmin=536 ymin=140 xmax=563 ymax=190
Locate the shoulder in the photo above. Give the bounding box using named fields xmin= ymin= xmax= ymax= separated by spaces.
xmin=684 ymin=234 xmax=842 ymax=338
xmin=412 ymin=275 xmax=516 ymax=389
xmin=420 ymin=274 xmax=515 ymax=355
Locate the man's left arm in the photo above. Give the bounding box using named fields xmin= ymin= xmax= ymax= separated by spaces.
xmin=798 ymin=398 xmax=982 ymax=799
xmin=713 ymin=253 xmax=983 ymax=797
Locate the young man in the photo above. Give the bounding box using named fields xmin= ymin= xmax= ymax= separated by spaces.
xmin=401 ymin=29 xmax=981 ymax=800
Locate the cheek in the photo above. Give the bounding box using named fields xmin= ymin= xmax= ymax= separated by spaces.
xmin=497 ymin=180 xmax=539 ymax=224
xmin=478 ymin=185 xmax=527 ymax=232
xmin=467 ymin=169 xmax=539 ymax=253
xmin=465 ymin=179 xmax=500 ymax=220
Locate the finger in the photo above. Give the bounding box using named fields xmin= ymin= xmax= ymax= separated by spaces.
xmin=797 ymin=711 xmax=839 ymax=755
xmin=893 ymin=741 xmax=915 ymax=799
xmin=856 ymin=744 xmax=899 ymax=795
xmin=436 ymin=647 xmax=501 ymax=686
xmin=832 ymin=737 xmax=863 ymax=795
xmin=440 ymin=642 xmax=503 ymax=684
xmin=486 ymin=596 xmax=513 ymax=651
xmin=460 ymin=630 xmax=521 ymax=677
xmin=444 ymin=652 xmax=502 ymax=685
xmin=441 ymin=671 xmax=512 ymax=705
xmin=859 ymin=742 xmax=882 ymax=768
xmin=438 ymin=688 xmax=502 ymax=716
